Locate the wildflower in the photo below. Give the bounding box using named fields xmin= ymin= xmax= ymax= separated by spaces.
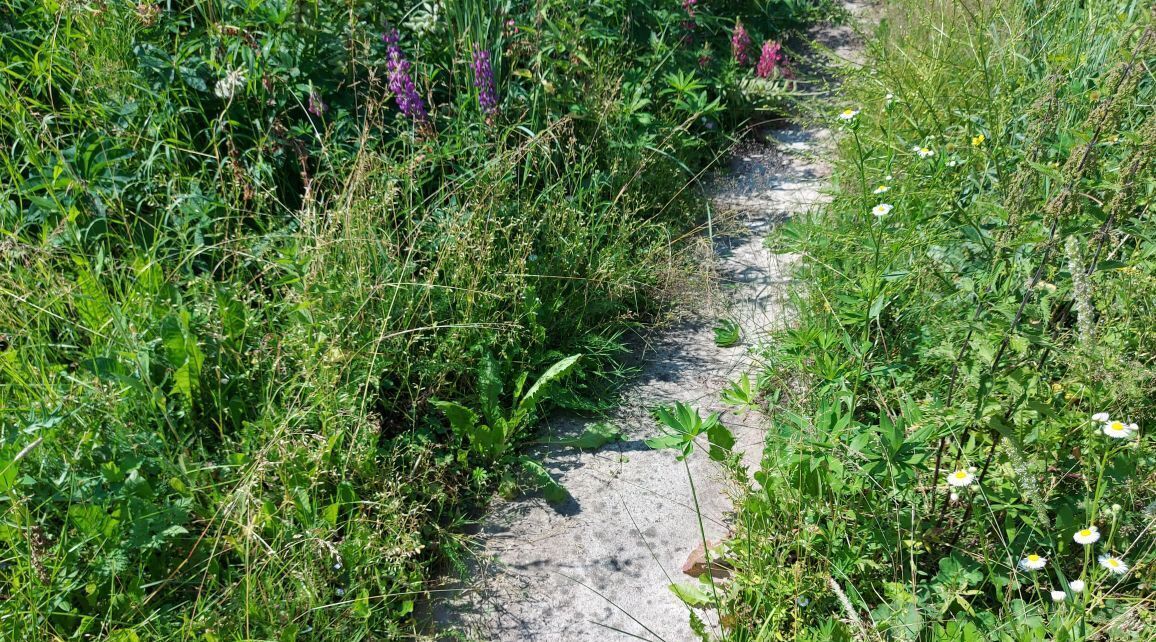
xmin=1073 ymin=526 xmax=1100 ymax=545
xmin=732 ymin=21 xmax=751 ymax=66
xmin=383 ymin=30 xmax=428 ymax=121
xmin=949 ymin=492 xmax=959 ymax=502
xmin=1050 ymin=589 xmax=1066 ymax=602
xmin=1098 ymin=554 xmax=1128 ymax=575
xmin=307 ymin=91 xmax=327 ymax=117
xmin=885 ymin=92 xmax=894 ymax=102
xmin=335 ymin=587 xmax=345 ymax=597
xmin=1092 ymin=412 xmax=1110 ymax=422
xmin=838 ymin=108 xmax=860 ymax=121
xmin=214 ymin=68 xmax=246 ymax=100
xmin=946 ymin=469 xmax=973 ymax=487
xmin=1069 ymin=579 xmax=1085 ymax=593
xmin=796 ymin=596 xmax=810 ymax=607
xmin=1019 ymin=554 xmax=1047 ymax=571
xmin=972 ymin=133 xmax=985 ymax=147
xmin=872 ymin=203 xmax=893 ymax=218
xmin=1102 ymin=419 xmax=1137 ymax=439
xmin=756 ymin=41 xmax=791 ymax=78
xmin=914 ymin=146 xmax=935 ymax=159
xmin=873 ymin=185 xmax=890 ymax=194
xmin=471 ymin=46 xmax=500 ymax=119
xmin=682 ymin=0 xmax=697 ymax=16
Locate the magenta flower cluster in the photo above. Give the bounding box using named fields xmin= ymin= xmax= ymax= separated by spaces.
xmin=383 ymin=29 xmax=428 ymax=121
xmin=756 ymin=40 xmax=792 ymax=79
xmin=731 ymin=21 xmax=751 ymax=66
xmin=471 ymin=46 xmax=499 ymax=118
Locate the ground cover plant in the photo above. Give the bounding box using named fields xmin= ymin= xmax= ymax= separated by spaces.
xmin=724 ymin=0 xmax=1156 ymax=639
xmin=0 ymin=0 xmax=842 ymax=638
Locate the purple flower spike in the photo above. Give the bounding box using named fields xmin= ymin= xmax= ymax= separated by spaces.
xmin=307 ymin=91 xmax=327 ymax=117
xmin=471 ymin=46 xmax=499 ymax=119
xmin=756 ymin=40 xmax=793 ymax=79
xmin=732 ymin=21 xmax=751 ymax=66
xmin=383 ymin=29 xmax=428 ymax=121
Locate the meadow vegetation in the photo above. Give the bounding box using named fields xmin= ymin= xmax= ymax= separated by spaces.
xmin=0 ymin=0 xmax=835 ymax=638
xmin=724 ymin=0 xmax=1156 ymax=639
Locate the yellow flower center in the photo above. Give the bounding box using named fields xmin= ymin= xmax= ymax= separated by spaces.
xmin=1108 ymin=559 xmax=1119 ymax=567
xmin=1028 ymin=555 xmax=1040 ymax=562
xmin=954 ymin=472 xmax=967 ymax=479
xmin=1109 ymin=421 xmax=1124 ymax=431
xmin=1080 ymin=529 xmax=1092 ymax=537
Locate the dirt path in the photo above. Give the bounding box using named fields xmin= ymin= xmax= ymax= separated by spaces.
xmin=434 ymin=7 xmax=868 ymax=640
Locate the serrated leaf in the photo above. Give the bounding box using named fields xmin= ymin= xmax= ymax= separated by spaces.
xmin=518 ymin=354 xmax=581 ymax=416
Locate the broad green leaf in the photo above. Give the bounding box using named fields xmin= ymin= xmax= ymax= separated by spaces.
xmin=558 ymin=422 xmax=622 ymax=450
xmin=669 ymin=581 xmax=712 ymax=607
xmin=518 ymin=354 xmax=581 ymax=416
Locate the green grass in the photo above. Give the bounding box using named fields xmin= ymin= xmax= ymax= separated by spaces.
xmin=0 ymin=0 xmax=840 ymax=638
xmin=723 ymin=0 xmax=1156 ymax=640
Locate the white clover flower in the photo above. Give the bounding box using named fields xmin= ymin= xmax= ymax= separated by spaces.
xmin=872 ymin=203 xmax=893 ymax=218
xmin=214 ymin=68 xmax=246 ymax=100
xmin=947 ymin=469 xmax=974 ymax=487
xmin=1069 ymin=579 xmax=1085 ymax=593
xmin=1098 ymin=554 xmax=1128 ymax=575
xmin=838 ymin=108 xmax=860 ymax=121
xmin=1102 ymin=420 xmax=1137 ymax=439
xmin=1019 ymin=554 xmax=1047 ymax=571
xmin=873 ymin=185 xmax=890 ymax=195
xmin=1050 ymin=589 xmax=1066 ymax=602
xmin=1073 ymin=526 xmax=1100 ymax=545
xmin=1092 ymin=412 xmax=1110 ymax=422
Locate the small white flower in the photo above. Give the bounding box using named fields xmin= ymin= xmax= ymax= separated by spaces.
xmin=947 ymin=469 xmax=974 ymax=487
xmin=885 ymin=174 xmax=893 ymax=181
xmin=1019 ymin=554 xmax=1047 ymax=571
xmin=885 ymin=93 xmax=894 ymax=101
xmin=335 ymin=587 xmax=346 ymax=597
xmin=872 ymin=203 xmax=893 ymax=218
xmin=914 ymin=146 xmax=935 ymax=159
xmin=838 ymin=108 xmax=860 ymax=120
xmin=1092 ymin=412 xmax=1110 ymax=422
xmin=1102 ymin=420 xmax=1137 ymax=439
xmin=1051 ymin=589 xmax=1066 ymax=602
xmin=949 ymin=492 xmax=959 ymax=502
xmin=796 ymin=596 xmax=810 ymax=607
xmin=214 ymin=68 xmax=246 ymax=100
xmin=1069 ymin=579 xmax=1085 ymax=593
xmin=873 ymin=185 xmax=890 ymax=195
xmin=1073 ymin=526 xmax=1100 ymax=545
xmin=1098 ymin=554 xmax=1128 ymax=575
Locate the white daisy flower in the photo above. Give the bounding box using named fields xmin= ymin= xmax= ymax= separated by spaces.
xmin=872 ymin=203 xmax=893 ymax=218
xmin=873 ymin=185 xmax=890 ymax=195
xmin=946 ymin=469 xmax=974 ymax=487
xmin=1069 ymin=579 xmax=1085 ymax=593
xmin=1019 ymin=554 xmax=1047 ymax=571
xmin=915 ymin=146 xmax=935 ymax=159
xmin=838 ymin=108 xmax=860 ymax=121
xmin=1098 ymin=554 xmax=1128 ymax=575
xmin=1050 ymin=589 xmax=1066 ymax=602
xmin=1092 ymin=412 xmax=1110 ymax=422
xmin=1073 ymin=526 xmax=1100 ymax=545
xmin=1102 ymin=420 xmax=1137 ymax=439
